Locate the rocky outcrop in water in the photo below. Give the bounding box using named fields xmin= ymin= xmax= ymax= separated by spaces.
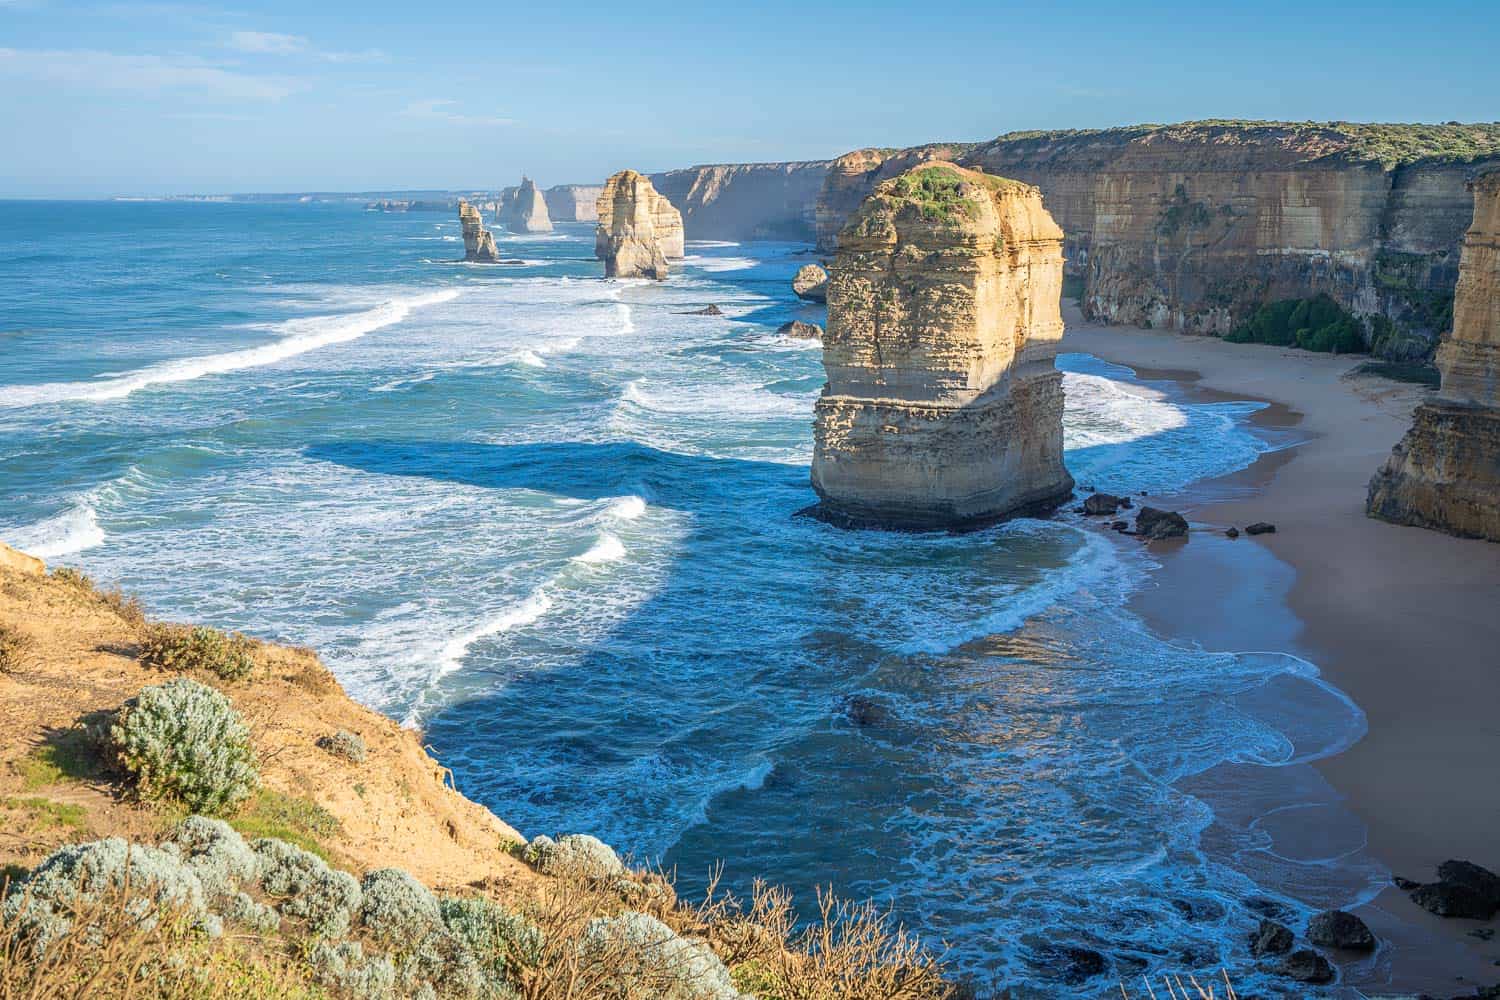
xmin=499 ymin=177 xmax=553 ymax=233
xmin=594 ymin=170 xmax=685 ymax=280
xmin=810 ymin=162 xmax=1073 ymax=528
xmin=812 ymin=123 xmax=1500 ymax=358
xmin=1368 ymin=169 xmax=1500 ymax=540
xmin=650 ymin=160 xmax=833 ymax=241
xmin=792 ymin=264 xmax=828 ymax=302
xmin=544 ymin=184 xmax=604 ymax=222
xmin=457 ymin=200 xmax=499 ymax=262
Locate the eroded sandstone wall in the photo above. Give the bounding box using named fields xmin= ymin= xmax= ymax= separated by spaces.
xmin=544 ymin=184 xmax=604 ymax=222
xmin=812 ymin=123 xmax=1500 ymax=357
xmin=499 ymin=177 xmax=553 ymax=233
xmin=1368 ymin=170 xmax=1500 ymax=540
xmin=651 ymin=160 xmax=833 ymax=241
xmin=595 ymin=170 xmax=684 ymax=280
xmin=811 ymin=162 xmax=1073 ymax=528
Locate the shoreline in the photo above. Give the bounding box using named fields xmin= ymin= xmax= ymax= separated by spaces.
xmin=1063 ymin=304 xmax=1500 ymax=991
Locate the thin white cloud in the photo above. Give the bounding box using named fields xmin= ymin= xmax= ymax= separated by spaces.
xmin=400 ymin=99 xmax=514 ymax=127
xmin=0 ymin=47 xmax=297 ymax=100
xmin=227 ymin=29 xmax=384 ymax=63
xmin=227 ymin=29 xmax=306 ymax=54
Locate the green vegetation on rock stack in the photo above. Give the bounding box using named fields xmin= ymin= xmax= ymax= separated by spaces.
xmin=886 ymin=165 xmax=1030 ymax=226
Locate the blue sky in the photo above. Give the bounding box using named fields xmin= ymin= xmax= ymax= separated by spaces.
xmin=1 ymin=0 xmax=1496 ymax=197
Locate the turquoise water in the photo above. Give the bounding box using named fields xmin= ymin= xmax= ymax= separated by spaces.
xmin=0 ymin=200 xmax=1381 ymax=995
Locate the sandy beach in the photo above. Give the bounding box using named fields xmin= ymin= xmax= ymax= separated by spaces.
xmin=1064 ymin=304 xmax=1500 ymax=991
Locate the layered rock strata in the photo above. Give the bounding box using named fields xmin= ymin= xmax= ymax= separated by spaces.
xmin=594 ymin=171 xmax=685 ymax=279
xmin=544 ymin=184 xmax=604 ymax=222
xmin=1368 ymin=169 xmax=1500 ymax=540
xmin=457 ymin=200 xmax=499 ymax=262
xmin=792 ymin=263 xmax=828 ymax=301
xmin=811 ymin=162 xmax=1074 ymax=529
xmin=812 ymin=122 xmax=1500 ymax=358
xmin=650 ymin=160 xmax=834 ymax=241
xmin=499 ymin=176 xmax=553 ymax=233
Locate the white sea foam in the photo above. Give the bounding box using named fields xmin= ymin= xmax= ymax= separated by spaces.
xmin=436 ymin=590 xmax=554 ymax=678
xmin=515 ymin=350 xmax=547 ymax=368
xmin=3 ymin=502 xmax=106 ymax=559
xmin=682 ymin=255 xmax=759 ymax=272
xmin=619 ymin=378 xmax=813 ymax=419
xmin=573 ymin=533 xmax=626 ymax=564
xmin=615 ymin=303 xmax=635 ymax=334
xmin=605 ymin=495 xmax=647 ymax=521
xmin=0 ymin=289 xmax=461 ymax=408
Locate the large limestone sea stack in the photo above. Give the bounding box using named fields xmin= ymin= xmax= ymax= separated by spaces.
xmin=810 ymin=163 xmax=1073 ymax=528
xmin=457 ymin=200 xmax=499 ymax=262
xmin=594 ymin=170 xmax=685 ymax=279
xmin=499 ymin=176 xmax=553 ymax=233
xmin=1367 ymin=169 xmax=1500 ymax=540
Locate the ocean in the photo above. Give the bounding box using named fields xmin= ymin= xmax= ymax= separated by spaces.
xmin=0 ymin=200 xmax=1384 ymax=995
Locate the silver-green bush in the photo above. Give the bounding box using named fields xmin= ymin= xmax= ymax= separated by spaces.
xmin=522 ymin=833 xmax=625 ymax=880
xmin=359 ymin=867 xmax=440 ymax=947
xmin=163 ymin=815 xmax=257 ymax=900
xmin=316 ymin=729 xmax=368 ymax=763
xmin=109 ymin=677 xmax=259 ymax=814
xmin=310 ymin=939 xmax=397 ymax=998
xmin=222 ymin=890 xmax=281 ymax=934
xmin=440 ymin=895 xmax=543 ymax=976
xmin=581 ymin=911 xmax=746 ymax=1000
xmin=253 ymin=837 xmax=361 ymax=938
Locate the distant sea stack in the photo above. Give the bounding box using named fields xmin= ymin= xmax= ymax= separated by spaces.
xmin=457 ymin=200 xmax=499 ymax=262
xmin=810 ymin=162 xmax=1074 ymax=529
xmin=499 ymin=177 xmax=553 ymax=233
xmin=1368 ymin=169 xmax=1500 ymax=540
xmin=594 ymin=170 xmax=685 ymax=280
xmin=544 ymin=184 xmax=604 ymax=223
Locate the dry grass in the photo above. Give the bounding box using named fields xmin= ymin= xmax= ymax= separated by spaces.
xmin=0 ymin=877 xmax=326 ymax=1000
xmin=47 ymin=567 xmax=145 ymax=631
xmin=0 ymin=627 xmax=36 ymax=675
xmin=1119 ymin=970 xmax=1240 ymax=1000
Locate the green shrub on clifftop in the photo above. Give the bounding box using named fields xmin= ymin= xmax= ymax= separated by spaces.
xmin=1226 ymin=294 xmax=1366 ymax=354
xmin=109 ymin=677 xmax=260 ymax=814
xmin=140 ymin=623 xmax=256 ymax=681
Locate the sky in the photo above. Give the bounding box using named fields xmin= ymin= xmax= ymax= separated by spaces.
xmin=1 ymin=0 xmax=1497 ymax=198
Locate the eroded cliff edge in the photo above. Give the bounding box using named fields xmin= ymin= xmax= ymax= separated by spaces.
xmin=1368 ymin=169 xmax=1500 ymax=540
xmin=810 ymin=163 xmax=1073 ymax=529
xmin=814 ymin=122 xmax=1500 ymax=359
xmin=650 ymin=160 xmax=834 ymax=242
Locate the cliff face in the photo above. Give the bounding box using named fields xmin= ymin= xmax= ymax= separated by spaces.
xmin=544 ymin=184 xmax=604 ymax=222
xmin=499 ymin=176 xmax=553 ymax=233
xmin=457 ymin=200 xmax=499 ymax=262
xmin=650 ymin=161 xmax=833 ymax=241
xmin=813 ymin=123 xmax=1500 ymax=358
xmin=1368 ymin=169 xmax=1500 ymax=540
xmin=594 ymin=170 xmax=684 ymax=280
xmin=811 ymin=163 xmax=1073 ymax=529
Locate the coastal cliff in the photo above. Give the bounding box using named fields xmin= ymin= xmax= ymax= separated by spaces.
xmin=543 ymin=183 xmax=603 ymax=222
xmin=457 ymin=200 xmax=499 ymax=262
xmin=498 ymin=177 xmax=553 ymax=233
xmin=1368 ymin=169 xmax=1500 ymax=540
xmin=650 ymin=160 xmax=833 ymax=241
xmin=811 ymin=163 xmax=1073 ymax=529
xmin=594 ymin=170 xmax=684 ymax=279
xmin=812 ymin=122 xmax=1500 ymax=359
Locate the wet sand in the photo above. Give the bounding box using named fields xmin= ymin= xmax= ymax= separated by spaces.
xmin=1063 ymin=306 xmax=1500 ymax=993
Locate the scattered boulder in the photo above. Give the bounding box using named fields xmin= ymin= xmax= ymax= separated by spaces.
xmin=1307 ymin=909 xmax=1376 ymax=951
xmin=1439 ymin=860 xmax=1500 ymax=910
xmin=1225 ymin=527 xmax=1240 ymax=539
xmin=792 ymin=263 xmax=829 ymax=302
xmin=1412 ymin=880 xmax=1499 ymax=919
xmin=1278 ymin=948 xmax=1336 ymax=984
xmin=1249 ymin=918 xmax=1294 ymax=957
xmin=1032 ymin=944 xmax=1107 ymax=985
xmin=1393 ymin=875 xmax=1422 ymax=891
xmin=681 ymin=305 xmax=723 ymax=316
xmin=1110 ymin=520 xmax=1129 ymax=532
xmin=1082 ymin=493 xmax=1125 ymax=516
xmin=776 ymin=320 xmax=823 ymax=340
xmin=1245 ymin=522 xmax=1276 ymax=535
xmin=1136 ymin=507 xmax=1189 ymax=540
xmin=843 ymin=695 xmax=888 ymax=727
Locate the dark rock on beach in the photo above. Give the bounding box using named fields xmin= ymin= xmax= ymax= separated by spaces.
xmin=1249 ymin=919 xmax=1294 ymax=957
xmin=1411 ymin=880 xmax=1498 ymax=920
xmin=1393 ymin=875 xmax=1422 ymax=891
xmin=776 ymin=320 xmax=823 ymax=339
xmin=1439 ymin=860 xmax=1500 ymax=909
xmin=1036 ymin=944 xmax=1107 ymax=984
xmin=1245 ymin=522 xmax=1277 ymax=535
xmin=682 ymin=304 xmax=724 ymax=316
xmin=1110 ymin=520 xmax=1129 ymax=532
xmin=1136 ymin=506 xmax=1189 ymax=540
xmin=1225 ymin=526 xmax=1240 ymax=538
xmin=1307 ymin=909 xmax=1376 ymax=951
xmin=1082 ymin=492 xmax=1125 ymax=515
xmin=1278 ymin=948 xmax=1336 ymax=984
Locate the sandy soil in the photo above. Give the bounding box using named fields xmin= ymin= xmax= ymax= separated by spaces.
xmin=1063 ymin=305 xmax=1500 ymax=992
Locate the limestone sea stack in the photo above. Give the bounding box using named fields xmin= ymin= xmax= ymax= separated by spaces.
xmin=810 ymin=162 xmax=1073 ymax=529
xmin=458 ymin=200 xmax=499 ymax=262
xmin=594 ymin=170 xmax=685 ymax=280
xmin=499 ymin=176 xmax=553 ymax=233
xmin=1368 ymin=169 xmax=1500 ymax=540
